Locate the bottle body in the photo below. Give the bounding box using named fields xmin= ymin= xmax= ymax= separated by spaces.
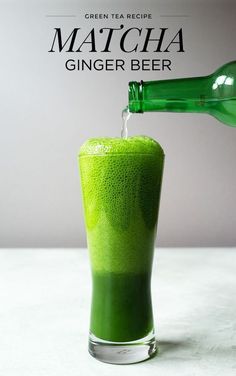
xmin=128 ymin=61 xmax=236 ymax=127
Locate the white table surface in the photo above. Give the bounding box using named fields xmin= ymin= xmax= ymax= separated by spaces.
xmin=0 ymin=248 xmax=235 ymax=376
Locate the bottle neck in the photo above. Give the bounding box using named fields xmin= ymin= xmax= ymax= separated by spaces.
xmin=129 ymin=76 xmax=210 ymax=113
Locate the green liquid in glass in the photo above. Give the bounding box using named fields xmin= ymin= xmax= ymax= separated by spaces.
xmin=79 ymin=136 xmax=164 ymax=342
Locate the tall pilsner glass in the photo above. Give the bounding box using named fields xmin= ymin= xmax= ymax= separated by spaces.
xmin=78 ymin=136 xmax=164 ymax=364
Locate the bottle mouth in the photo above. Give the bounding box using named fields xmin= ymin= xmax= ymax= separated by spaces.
xmin=128 ymin=81 xmax=144 ymax=113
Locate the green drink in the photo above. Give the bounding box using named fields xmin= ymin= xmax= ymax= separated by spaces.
xmin=78 ymin=136 xmax=164 ymax=364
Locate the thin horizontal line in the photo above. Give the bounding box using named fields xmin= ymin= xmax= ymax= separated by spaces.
xmin=45 ymin=15 xmax=76 ymax=17
xmin=160 ymin=15 xmax=190 ymax=17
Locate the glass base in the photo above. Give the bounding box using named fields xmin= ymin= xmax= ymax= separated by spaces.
xmin=88 ymin=331 xmax=157 ymax=364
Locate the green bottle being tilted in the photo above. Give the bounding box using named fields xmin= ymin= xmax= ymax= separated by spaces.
xmin=128 ymin=61 xmax=236 ymax=127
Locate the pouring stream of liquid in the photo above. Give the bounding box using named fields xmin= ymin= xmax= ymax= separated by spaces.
xmin=121 ymin=107 xmax=131 ymax=139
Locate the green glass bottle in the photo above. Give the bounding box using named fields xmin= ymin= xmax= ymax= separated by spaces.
xmin=128 ymin=61 xmax=236 ymax=127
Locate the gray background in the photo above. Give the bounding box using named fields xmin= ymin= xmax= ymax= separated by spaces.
xmin=0 ymin=0 xmax=236 ymax=247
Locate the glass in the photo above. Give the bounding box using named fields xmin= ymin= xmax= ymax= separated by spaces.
xmin=129 ymin=61 xmax=236 ymax=127
xmin=78 ymin=136 xmax=164 ymax=364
